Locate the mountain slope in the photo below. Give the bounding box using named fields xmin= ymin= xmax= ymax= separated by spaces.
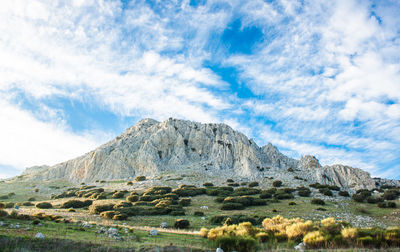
xmin=22 ymin=118 xmax=376 ymax=190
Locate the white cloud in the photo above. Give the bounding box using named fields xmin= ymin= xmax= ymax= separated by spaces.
xmin=0 ymin=99 xmax=105 ymax=171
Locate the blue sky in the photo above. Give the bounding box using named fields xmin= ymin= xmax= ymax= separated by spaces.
xmin=0 ymin=0 xmax=399 ymax=179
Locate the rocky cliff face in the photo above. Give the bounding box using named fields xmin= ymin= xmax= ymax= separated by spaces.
xmin=22 ymin=118 xmax=377 ymax=190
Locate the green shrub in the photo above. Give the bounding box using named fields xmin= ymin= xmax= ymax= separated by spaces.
xmin=328 ymin=185 xmax=340 ymax=191
xmin=95 ymin=192 xmax=107 ymax=200
xmin=338 ymin=191 xmax=350 ymax=197
xmin=35 ymin=202 xmax=52 ymax=209
xmin=234 ymin=187 xmax=261 ymax=196
xmin=89 ymin=203 xmax=115 ymax=214
xmin=272 ymin=180 xmax=282 ymax=187
xmin=227 ymin=179 xmax=234 ymax=183
xmin=144 ymin=186 xmax=172 ymax=195
xmin=194 ymin=211 xmax=204 ymax=216
xmin=0 ymin=195 xmax=8 ymax=199
xmin=248 ymin=182 xmax=259 ymax=187
xmin=383 ymin=190 xmax=399 ymax=201
xmin=319 ymin=188 xmax=333 ymax=196
xmin=134 ymin=176 xmax=146 ymax=182
xmin=112 ymin=191 xmax=125 ymax=199
xmin=126 ymin=195 xmax=139 ymax=202
xmin=259 ymin=192 xmax=272 ymax=199
xmin=228 ymin=183 xmax=240 ymax=187
xmin=215 ymin=235 xmax=258 ymax=252
xmin=378 ymin=202 xmax=397 ymax=208
xmin=112 ymin=214 xmax=128 ymax=220
xmin=174 ymin=219 xmax=190 ymax=229
xmin=289 ymin=201 xmax=296 ymax=205
xmin=0 ymin=209 xmax=8 ymax=217
xmin=203 ymin=182 xmax=214 ymax=187
xmin=113 ymin=201 xmax=132 ymax=208
xmin=178 ymin=198 xmax=191 ymax=206
xmin=206 ymin=186 xmax=234 ymax=196
xmin=298 ymin=188 xmax=311 ymax=197
xmin=220 ymin=203 xmax=245 ymax=210
xmin=311 ymin=198 xmax=325 ymax=205
xmin=274 ymin=193 xmax=294 ymax=200
xmin=61 ymin=200 xmax=92 ymax=208
xmin=127 ymin=181 xmax=133 ymax=186
xmin=68 ymin=208 xmax=75 ymax=212
xmin=4 ymin=202 xmax=14 ymax=208
xmin=352 ymin=194 xmax=367 ymax=203
xmin=28 ymin=197 xmax=36 ymax=201
xmin=0 ymin=202 xmax=5 ymax=209
xmin=100 ymin=210 xmax=118 ymax=219
xmin=22 ymin=202 xmax=34 ymax=206
xmin=172 ymin=185 xmax=206 ymax=197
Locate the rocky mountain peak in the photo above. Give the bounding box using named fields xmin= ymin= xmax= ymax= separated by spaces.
xmin=21 ymin=118 xmax=381 ymax=190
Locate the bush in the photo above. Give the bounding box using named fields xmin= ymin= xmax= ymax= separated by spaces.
xmin=378 ymin=202 xmax=397 ymax=208
xmin=338 ymin=191 xmax=350 ymax=197
xmin=311 ymin=198 xmax=325 ymax=205
xmin=22 ymin=202 xmax=34 ymax=206
xmin=112 ymin=191 xmax=125 ymax=199
xmin=319 ymin=188 xmax=333 ymax=196
xmin=35 ymin=202 xmax=52 ymax=209
xmin=134 ymin=176 xmax=146 ymax=182
xmin=328 ymin=185 xmax=340 ymax=191
xmin=298 ymin=188 xmax=311 ymax=197
xmin=259 ymin=192 xmax=272 ymax=199
xmin=215 ymin=235 xmax=258 ymax=252
xmin=248 ymin=182 xmax=259 ymax=187
xmin=228 ymin=183 xmax=240 ymax=187
xmin=383 ymin=190 xmax=399 ymax=201
xmin=174 ymin=219 xmax=190 ymax=229
xmin=0 ymin=195 xmax=8 ymax=200
xmin=275 ymin=193 xmax=294 ymax=200
xmin=126 ymin=195 xmax=139 ymax=202
xmin=0 ymin=209 xmax=8 ymax=217
xmin=100 ymin=210 xmax=118 ymax=219
xmin=352 ymin=194 xmax=367 ymax=203
xmin=127 ymin=181 xmax=133 ymax=186
xmin=172 ymin=185 xmax=206 ymax=197
xmin=61 ymin=200 xmax=92 ymax=208
xmin=206 ymin=186 xmax=234 ymax=196
xmin=234 ymin=187 xmax=261 ymax=196
xmin=68 ymin=208 xmax=76 ymax=212
xmin=220 ymin=203 xmax=245 ymax=210
xmin=28 ymin=197 xmax=36 ymax=201
xmin=194 ymin=211 xmax=204 ymax=216
xmin=272 ymin=180 xmax=283 ymax=187
xmin=113 ymin=214 xmax=128 ymax=220
xmin=178 ymin=198 xmax=191 ymax=206
xmin=203 ymin=182 xmax=214 ymax=187
xmin=289 ymin=202 xmax=296 ymax=205
xmin=227 ymin=179 xmax=234 ymax=183
xmin=4 ymin=202 xmax=14 ymax=208
xmin=0 ymin=202 xmax=5 ymax=209
xmin=89 ymin=203 xmax=115 ymax=214
xmin=303 ymin=231 xmax=327 ymax=248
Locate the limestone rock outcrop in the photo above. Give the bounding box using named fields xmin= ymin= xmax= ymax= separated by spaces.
xmin=22 ymin=118 xmax=378 ymax=190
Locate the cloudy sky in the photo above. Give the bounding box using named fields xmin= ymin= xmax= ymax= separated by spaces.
xmin=0 ymin=0 xmax=399 ymax=179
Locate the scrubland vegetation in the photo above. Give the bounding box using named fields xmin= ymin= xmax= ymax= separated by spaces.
xmin=1 ymin=178 xmax=400 ymax=251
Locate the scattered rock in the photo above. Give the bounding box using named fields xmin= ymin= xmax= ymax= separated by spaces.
xmin=160 ymin=222 xmax=168 ymax=228
xmin=149 ymin=229 xmax=158 ymax=236
xmin=35 ymin=233 xmax=45 ymax=239
xmin=294 ymin=242 xmax=307 ymax=251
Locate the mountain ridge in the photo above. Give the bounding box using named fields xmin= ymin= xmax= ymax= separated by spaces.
xmin=21 ymin=118 xmax=390 ymax=190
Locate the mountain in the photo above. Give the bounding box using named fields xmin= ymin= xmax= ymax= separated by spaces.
xmin=21 ymin=118 xmax=378 ymax=190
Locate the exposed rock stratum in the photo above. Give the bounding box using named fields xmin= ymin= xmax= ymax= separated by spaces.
xmin=22 ymin=118 xmax=379 ymax=190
